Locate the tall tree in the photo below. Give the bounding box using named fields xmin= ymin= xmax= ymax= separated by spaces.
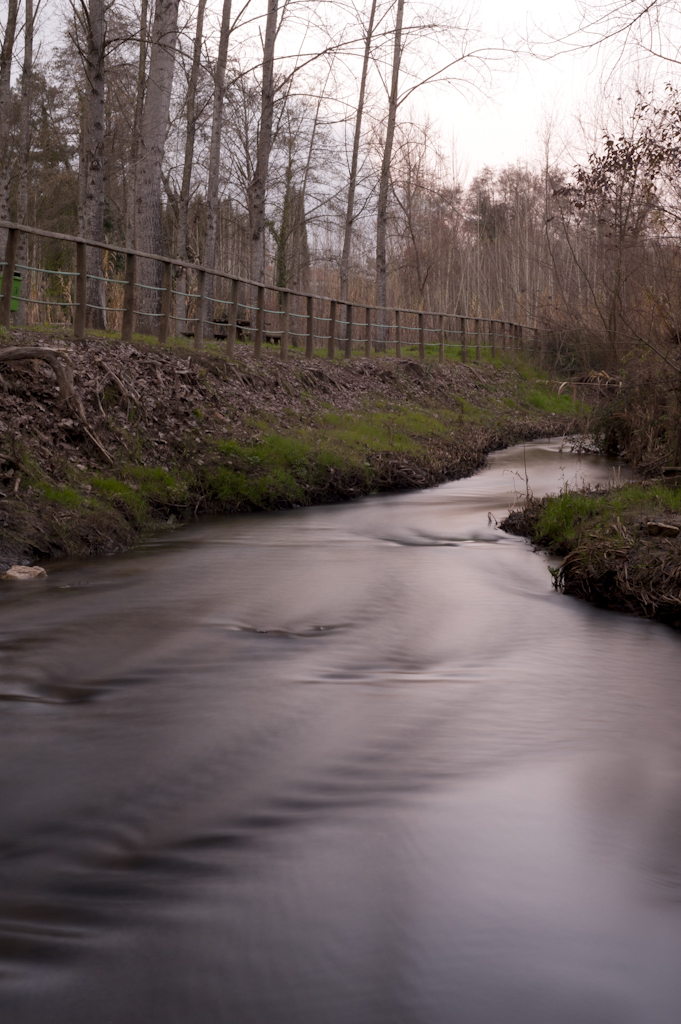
xmin=175 ymin=0 xmax=207 ymax=333
xmin=76 ymin=0 xmax=108 ymax=328
xmin=127 ymin=0 xmax=149 ymax=247
xmin=249 ymin=0 xmax=278 ymax=283
xmin=16 ymin=0 xmax=35 ymax=325
xmin=135 ymin=0 xmax=180 ymax=332
xmin=203 ymin=0 xmax=233 ymax=338
xmin=375 ymin=0 xmax=404 ymax=331
xmin=0 ymin=0 xmax=20 ymax=247
xmin=340 ymin=0 xmax=377 ymax=306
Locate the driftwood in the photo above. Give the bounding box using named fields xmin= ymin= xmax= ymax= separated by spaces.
xmin=0 ymin=346 xmax=113 ymax=463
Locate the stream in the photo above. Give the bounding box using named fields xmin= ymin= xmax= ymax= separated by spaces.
xmin=1 ymin=439 xmax=681 ymax=1023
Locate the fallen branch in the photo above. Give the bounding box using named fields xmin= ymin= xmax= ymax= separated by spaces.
xmin=1 ymin=346 xmax=114 ymax=464
xmin=0 ymin=346 xmax=86 ymax=420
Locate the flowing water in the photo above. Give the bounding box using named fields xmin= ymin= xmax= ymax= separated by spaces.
xmin=1 ymin=440 xmax=680 ymax=1024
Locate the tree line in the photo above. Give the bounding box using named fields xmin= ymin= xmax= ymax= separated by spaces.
xmin=1 ymin=0 xmax=681 ymax=365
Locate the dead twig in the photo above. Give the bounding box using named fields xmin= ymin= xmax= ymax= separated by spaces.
xmin=82 ymin=425 xmax=114 ymax=464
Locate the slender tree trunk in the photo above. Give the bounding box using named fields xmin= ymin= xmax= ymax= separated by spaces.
xmin=249 ymin=0 xmax=278 ymax=284
xmin=80 ymin=0 xmax=107 ymax=330
xmin=176 ymin=0 xmax=207 ymax=334
xmin=0 ymin=0 xmax=20 ymax=254
xmin=135 ymin=0 xmax=180 ymax=334
xmin=126 ymin=0 xmax=148 ymax=247
xmin=375 ymin=0 xmax=404 ymax=338
xmin=203 ymin=0 xmax=233 ymax=338
xmin=340 ymin=0 xmax=377 ymax=306
xmin=16 ymin=0 xmax=34 ymax=326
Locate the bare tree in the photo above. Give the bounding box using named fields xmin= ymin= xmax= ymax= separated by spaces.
xmin=135 ymin=0 xmax=180 ymax=332
xmin=340 ymin=0 xmax=378 ymax=307
xmin=249 ymin=0 xmax=278 ymax=283
xmin=203 ymin=0 xmax=234 ymax=338
xmin=16 ymin=0 xmax=35 ymax=325
xmin=375 ymin=0 xmax=404 ymax=333
xmin=126 ymin=0 xmax=149 ymax=246
xmin=74 ymin=0 xmax=108 ymax=329
xmin=175 ymin=0 xmax=207 ymax=333
xmin=0 ymin=0 xmax=20 ymax=244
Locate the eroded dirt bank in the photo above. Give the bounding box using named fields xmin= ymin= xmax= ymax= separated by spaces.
xmin=1 ymin=328 xmax=576 ymax=569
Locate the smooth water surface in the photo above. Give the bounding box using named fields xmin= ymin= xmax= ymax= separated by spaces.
xmin=1 ymin=440 xmax=680 ymax=1023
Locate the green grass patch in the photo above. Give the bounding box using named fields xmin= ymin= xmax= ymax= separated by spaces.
xmin=534 ymin=482 xmax=681 ymax=552
xmin=526 ymin=388 xmax=586 ymax=415
xmin=37 ymin=483 xmax=84 ymax=508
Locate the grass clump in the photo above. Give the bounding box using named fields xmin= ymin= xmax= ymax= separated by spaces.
xmin=37 ymin=482 xmax=84 ymax=508
xmin=512 ymin=481 xmax=681 ymax=556
xmin=526 ymin=388 xmax=585 ymax=416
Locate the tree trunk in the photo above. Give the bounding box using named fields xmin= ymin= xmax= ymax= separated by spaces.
xmin=135 ymin=0 xmax=180 ymax=335
xmin=375 ymin=0 xmax=404 ymax=339
xmin=176 ymin=0 xmax=207 ymax=335
xmin=16 ymin=0 xmax=34 ymax=326
xmin=126 ymin=0 xmax=148 ymax=247
xmin=203 ymin=0 xmax=233 ymax=339
xmin=248 ymin=0 xmax=278 ymax=285
xmin=81 ymin=0 xmax=107 ymax=330
xmin=340 ymin=0 xmax=377 ymax=307
xmin=0 ymin=0 xmax=20 ymax=253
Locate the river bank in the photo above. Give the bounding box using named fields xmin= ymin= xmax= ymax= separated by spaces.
xmin=1 ymin=327 xmax=581 ymax=569
xmin=502 ymin=481 xmax=681 ymax=629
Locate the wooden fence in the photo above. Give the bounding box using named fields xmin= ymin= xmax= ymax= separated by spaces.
xmin=0 ymin=221 xmax=542 ymax=364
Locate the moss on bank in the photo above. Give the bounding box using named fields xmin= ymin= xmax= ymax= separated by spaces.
xmin=502 ymin=482 xmax=681 ymax=628
xmin=1 ymin=327 xmax=584 ymax=568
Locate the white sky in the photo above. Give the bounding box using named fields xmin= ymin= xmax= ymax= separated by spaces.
xmin=420 ymin=0 xmax=678 ymax=179
xmin=35 ymin=0 xmax=680 ymax=180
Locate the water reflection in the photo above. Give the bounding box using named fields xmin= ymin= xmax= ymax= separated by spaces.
xmin=0 ymin=440 xmax=680 ymax=1023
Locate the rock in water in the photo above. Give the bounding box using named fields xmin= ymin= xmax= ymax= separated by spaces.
xmin=1 ymin=565 xmax=47 ymax=580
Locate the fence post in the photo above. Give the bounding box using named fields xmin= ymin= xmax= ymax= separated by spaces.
xmin=395 ymin=309 xmax=402 ymax=358
xmin=281 ymin=290 xmax=289 ymax=361
xmin=226 ymin=277 xmax=239 ymax=359
xmin=0 ymin=227 xmax=18 ymax=329
xmin=475 ymin=318 xmax=481 ymax=361
xmin=518 ymin=324 xmax=523 ymax=353
xmin=439 ymin=314 xmax=445 ymax=365
xmin=255 ymin=285 xmax=265 ymax=359
xmin=460 ymin=316 xmax=467 ymax=364
xmin=121 ymin=253 xmax=136 ymax=341
xmin=328 ymin=299 xmax=337 ymax=359
xmin=194 ymin=269 xmax=206 ymax=350
xmin=490 ymin=320 xmax=496 ymax=359
xmin=74 ymin=240 xmax=87 ymax=339
xmin=365 ymin=307 xmax=371 ymax=358
xmin=345 ymin=302 xmax=353 ymax=358
xmin=158 ymin=261 xmax=171 ymax=346
xmin=418 ymin=311 xmax=425 ymax=362
xmin=306 ymin=294 xmax=314 ymax=357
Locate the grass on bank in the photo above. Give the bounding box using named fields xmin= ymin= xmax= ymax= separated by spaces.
xmin=24 ymin=322 xmax=540 ymax=368
xmin=4 ymin=324 xmax=587 ymax=562
xmin=531 ymin=481 xmax=681 ymax=554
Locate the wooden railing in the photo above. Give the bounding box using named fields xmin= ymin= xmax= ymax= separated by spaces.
xmin=0 ymin=221 xmax=542 ymax=363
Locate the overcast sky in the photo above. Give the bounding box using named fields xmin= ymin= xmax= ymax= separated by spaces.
xmin=422 ymin=0 xmax=679 ymax=179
